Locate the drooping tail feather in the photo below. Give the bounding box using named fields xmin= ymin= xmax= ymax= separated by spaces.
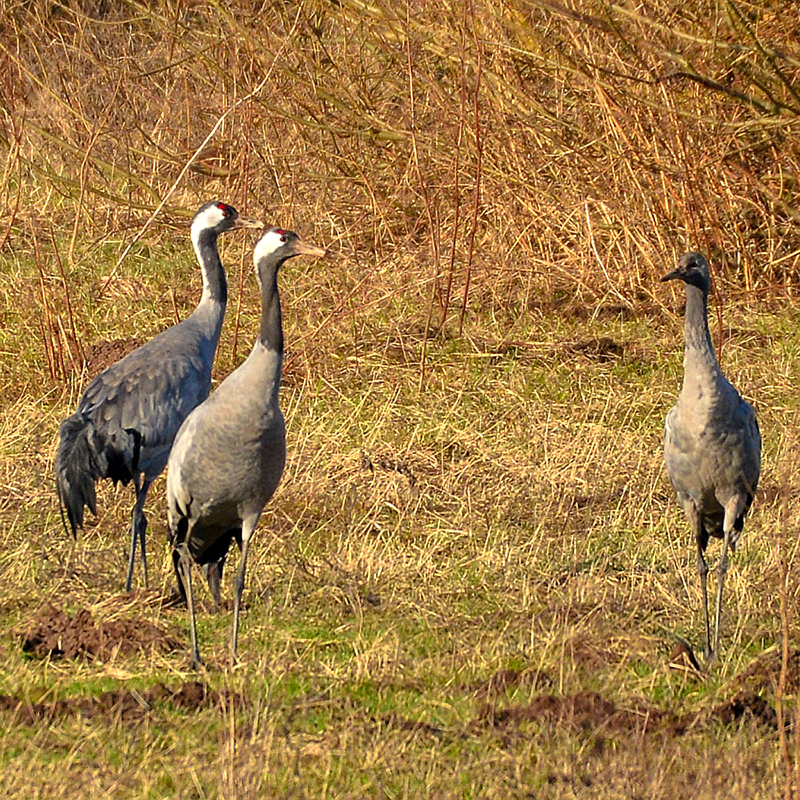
xmin=55 ymin=413 xmax=106 ymax=537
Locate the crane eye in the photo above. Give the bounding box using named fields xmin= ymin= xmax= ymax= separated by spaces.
xmin=216 ymin=202 xmax=230 ymax=216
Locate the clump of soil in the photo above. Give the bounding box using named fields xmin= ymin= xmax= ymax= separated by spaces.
xmin=83 ymin=337 xmax=143 ymax=377
xmin=20 ymin=604 xmax=180 ymax=660
xmin=566 ymin=336 xmax=625 ymax=361
xmin=732 ymin=647 xmax=800 ymax=695
xmin=0 ymin=681 xmax=238 ymax=725
xmin=473 ymin=689 xmax=780 ymax=739
xmin=668 ymin=641 xmax=703 ymax=676
xmin=711 ymin=692 xmax=779 ymax=729
xmin=475 ymin=690 xmax=689 ymax=736
xmin=470 ymin=666 xmax=552 ymax=699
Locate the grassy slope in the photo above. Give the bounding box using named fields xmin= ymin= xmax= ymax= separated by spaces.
xmin=1 ymin=0 xmax=800 ymax=797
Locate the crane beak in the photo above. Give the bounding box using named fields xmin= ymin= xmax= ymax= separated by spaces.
xmin=234 ymin=215 xmax=264 ymax=230
xmin=661 ymin=268 xmax=681 ymax=282
xmin=294 ymin=240 xmax=328 ymax=258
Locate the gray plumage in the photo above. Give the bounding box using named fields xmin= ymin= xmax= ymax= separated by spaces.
xmin=55 ymin=201 xmax=262 ymax=591
xmin=167 ymin=225 xmax=327 ymax=667
xmin=662 ymin=252 xmax=761 ymax=663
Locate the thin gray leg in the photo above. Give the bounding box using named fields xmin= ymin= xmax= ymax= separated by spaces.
xmin=713 ymin=528 xmax=733 ymax=661
xmin=178 ymin=543 xmax=202 ymax=668
xmin=692 ymin=511 xmax=713 ymax=663
xmin=231 ymin=520 xmax=257 ymax=663
xmin=205 ymin=561 xmax=223 ymax=611
xmin=126 ymin=478 xmax=151 ymax=591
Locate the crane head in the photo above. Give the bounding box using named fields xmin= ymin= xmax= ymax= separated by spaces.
xmin=191 ymin=201 xmax=263 ymax=240
xmin=254 ymin=227 xmax=327 ymax=264
xmin=661 ymin=251 xmax=710 ymax=293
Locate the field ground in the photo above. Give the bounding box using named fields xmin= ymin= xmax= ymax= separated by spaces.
xmin=3 ymin=0 xmax=800 ymax=797
xmin=3 ymin=274 xmax=800 ymax=797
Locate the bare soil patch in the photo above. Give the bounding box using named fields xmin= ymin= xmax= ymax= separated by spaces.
xmin=0 ymin=681 xmax=237 ymax=725
xmin=668 ymin=640 xmax=704 ymax=676
xmin=20 ymin=604 xmax=180 ymax=660
xmin=475 ymin=690 xmax=688 ymax=736
xmin=474 ymin=689 xmax=780 ymax=738
xmin=711 ymin=692 xmax=779 ymax=729
xmin=732 ymin=647 xmax=800 ymax=695
xmin=83 ymin=338 xmax=143 ymax=378
xmin=565 ymin=336 xmax=625 ymax=362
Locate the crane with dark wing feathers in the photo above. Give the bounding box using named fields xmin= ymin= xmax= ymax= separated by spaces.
xmin=55 ymin=201 xmax=262 ymax=591
xmin=167 ymin=225 xmax=326 ymax=667
xmin=662 ymin=251 xmax=761 ymax=664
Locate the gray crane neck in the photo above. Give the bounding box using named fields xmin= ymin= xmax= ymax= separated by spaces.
xmin=258 ymin=258 xmax=283 ymax=353
xmin=194 ymin=231 xmax=228 ymax=305
xmin=683 ymin=282 xmax=719 ymax=371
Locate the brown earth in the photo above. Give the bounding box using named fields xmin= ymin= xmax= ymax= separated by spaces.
xmin=83 ymin=337 xmax=143 ymax=378
xmin=0 ymin=681 xmax=238 ymax=725
xmin=20 ymin=604 xmax=180 ymax=660
xmin=473 ymin=689 xmax=780 ymax=738
xmin=732 ymin=647 xmax=800 ymax=695
xmin=565 ymin=336 xmax=626 ymax=362
xmin=475 ymin=690 xmax=689 ymax=736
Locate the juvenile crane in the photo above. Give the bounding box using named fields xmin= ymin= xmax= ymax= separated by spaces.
xmin=167 ymin=225 xmax=327 ymax=667
xmin=662 ymin=252 xmax=761 ymax=663
xmin=55 ymin=201 xmax=262 ymax=591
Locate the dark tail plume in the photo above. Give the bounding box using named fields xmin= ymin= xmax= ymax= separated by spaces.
xmin=55 ymin=413 xmax=105 ymax=537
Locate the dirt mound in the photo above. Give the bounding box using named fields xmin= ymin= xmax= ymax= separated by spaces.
xmin=83 ymin=337 xmax=143 ymax=378
xmin=711 ymin=691 xmax=779 ymax=729
xmin=476 ymin=690 xmax=688 ymax=736
xmin=470 ymin=667 xmax=552 ymax=699
xmin=475 ymin=690 xmax=780 ymax=738
xmin=566 ymin=336 xmax=625 ymax=362
xmin=732 ymin=648 xmax=800 ymax=695
xmin=0 ymin=681 xmax=238 ymax=725
xmin=668 ymin=641 xmax=703 ymax=676
xmin=20 ymin=604 xmax=180 ymax=660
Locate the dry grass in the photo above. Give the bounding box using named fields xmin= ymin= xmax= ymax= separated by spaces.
xmin=2 ymin=0 xmax=800 ymax=797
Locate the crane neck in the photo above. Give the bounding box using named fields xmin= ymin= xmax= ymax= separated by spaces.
xmin=682 ymin=282 xmax=720 ymax=374
xmin=192 ymin=229 xmax=228 ymax=306
xmin=258 ymin=256 xmax=284 ymax=354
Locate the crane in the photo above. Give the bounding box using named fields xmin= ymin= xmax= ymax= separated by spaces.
xmin=55 ymin=201 xmax=262 ymax=590
xmin=167 ymin=225 xmax=326 ymax=666
xmin=662 ymin=252 xmax=761 ymax=663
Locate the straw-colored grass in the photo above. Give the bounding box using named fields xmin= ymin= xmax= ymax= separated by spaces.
xmin=2 ymin=0 xmax=800 ymax=797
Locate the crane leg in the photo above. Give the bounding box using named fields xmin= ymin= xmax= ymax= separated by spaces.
xmin=712 ymin=496 xmax=747 ymax=662
xmin=693 ymin=514 xmax=713 ymax=663
xmin=177 ymin=543 xmax=202 ymax=668
xmin=712 ymin=528 xmax=733 ymax=662
xmin=126 ymin=478 xmax=151 ymax=592
xmin=231 ymin=520 xmax=256 ymax=664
